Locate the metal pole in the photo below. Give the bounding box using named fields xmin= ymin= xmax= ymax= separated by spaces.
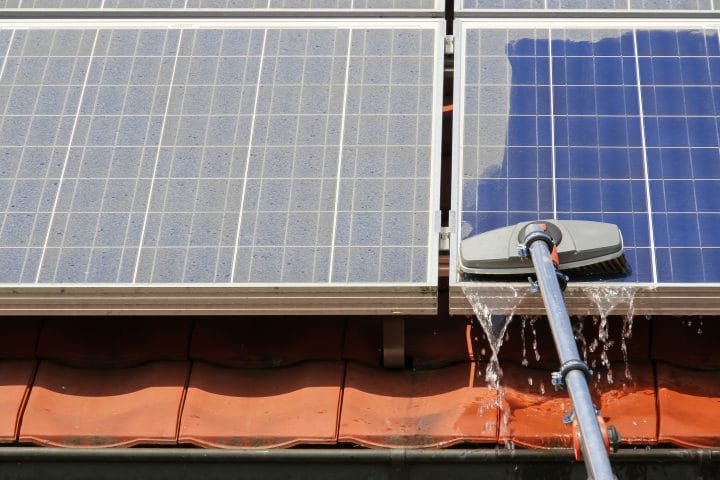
xmin=526 ymin=233 xmax=616 ymax=480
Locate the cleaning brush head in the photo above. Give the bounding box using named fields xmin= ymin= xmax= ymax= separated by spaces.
xmin=459 ymin=220 xmax=628 ymax=277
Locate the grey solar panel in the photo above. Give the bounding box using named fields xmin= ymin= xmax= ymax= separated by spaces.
xmin=0 ymin=20 xmax=442 ymax=295
xmin=2 ymin=0 xmax=442 ymax=12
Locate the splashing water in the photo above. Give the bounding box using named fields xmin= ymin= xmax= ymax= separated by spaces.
xmin=582 ymin=286 xmax=637 ymax=385
xmin=463 ymin=286 xmax=521 ymax=449
xmin=463 ymin=287 xmax=515 ymax=389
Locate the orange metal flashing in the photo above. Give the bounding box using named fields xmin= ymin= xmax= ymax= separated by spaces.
xmin=339 ymin=362 xmax=497 ymax=448
xmin=20 ymin=361 xmax=190 ymax=447
xmin=179 ymin=361 xmax=344 ymax=448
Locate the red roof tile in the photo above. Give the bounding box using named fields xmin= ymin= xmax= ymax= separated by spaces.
xmin=500 ymin=362 xmax=656 ymax=448
xmin=595 ymin=362 xmax=657 ymax=445
xmin=191 ymin=317 xmax=345 ymax=368
xmin=657 ymin=362 xmax=720 ymax=448
xmin=0 ymin=360 xmax=36 ymax=443
xmin=339 ymin=362 xmax=497 ymax=448
xmin=179 ymin=361 xmax=344 ymax=448
xmin=500 ymin=363 xmax=573 ymax=448
xmin=37 ymin=318 xmax=192 ymax=367
xmin=19 ymin=361 xmax=189 ymax=447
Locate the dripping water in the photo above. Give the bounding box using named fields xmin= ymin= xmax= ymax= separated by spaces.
xmin=582 ymin=286 xmax=637 ymax=385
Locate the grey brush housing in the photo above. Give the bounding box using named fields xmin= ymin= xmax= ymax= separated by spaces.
xmin=459 ymin=220 xmax=628 ymax=276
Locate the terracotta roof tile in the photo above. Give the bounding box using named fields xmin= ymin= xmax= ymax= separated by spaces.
xmin=500 ymin=362 xmax=656 ymax=448
xmin=19 ymin=361 xmax=190 ymax=447
xmin=179 ymin=361 xmax=344 ymax=448
xmin=191 ymin=317 xmax=345 ymax=368
xmin=595 ymin=362 xmax=657 ymax=445
xmin=0 ymin=360 xmax=36 ymax=443
xmin=500 ymin=363 xmax=573 ymax=448
xmin=37 ymin=318 xmax=192 ymax=367
xmin=339 ymin=362 xmax=497 ymax=448
xmin=657 ymin=362 xmax=720 ymax=448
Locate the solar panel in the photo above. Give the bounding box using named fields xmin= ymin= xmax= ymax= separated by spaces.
xmin=1 ymin=0 xmax=443 ymax=12
xmin=458 ymin=1 xmax=719 ymax=11
xmin=0 ymin=20 xmax=442 ymax=292
xmin=453 ymin=22 xmax=720 ymax=298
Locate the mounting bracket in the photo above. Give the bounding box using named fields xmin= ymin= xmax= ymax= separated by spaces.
xmin=382 ymin=318 xmax=405 ymax=368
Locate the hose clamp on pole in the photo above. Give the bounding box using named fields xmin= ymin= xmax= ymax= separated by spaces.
xmin=551 ymin=359 xmax=593 ymax=389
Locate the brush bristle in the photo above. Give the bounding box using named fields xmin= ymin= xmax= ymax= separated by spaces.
xmin=564 ymin=255 xmax=629 ymax=276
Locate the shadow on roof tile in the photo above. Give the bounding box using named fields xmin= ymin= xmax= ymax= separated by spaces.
xmin=37 ymin=318 xmax=193 ymax=368
xmin=191 ymin=317 xmax=346 ymax=368
xmin=0 ymin=318 xmax=42 ymax=359
xmin=344 ymin=316 xmax=488 ymax=368
xmin=500 ymin=315 xmax=650 ymax=369
xmin=652 ymin=316 xmax=720 ymax=369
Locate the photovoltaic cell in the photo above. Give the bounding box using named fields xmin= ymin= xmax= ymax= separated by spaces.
xmin=459 ymin=0 xmax=718 ymax=10
xmin=1 ymin=0 xmax=441 ymax=10
xmin=457 ymin=25 xmax=720 ymax=284
xmin=0 ymin=22 xmax=442 ymax=285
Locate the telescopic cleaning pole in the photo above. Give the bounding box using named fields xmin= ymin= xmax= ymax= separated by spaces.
xmin=522 ymin=223 xmax=616 ymax=480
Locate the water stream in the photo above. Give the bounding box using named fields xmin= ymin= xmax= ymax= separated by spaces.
xmin=462 ymin=286 xmax=519 ymax=448
xmin=581 ymin=286 xmax=637 ymax=385
xmin=463 ymin=284 xmax=640 ymax=447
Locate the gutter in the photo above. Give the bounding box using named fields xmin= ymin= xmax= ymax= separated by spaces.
xmin=0 ymin=447 xmax=717 ymax=480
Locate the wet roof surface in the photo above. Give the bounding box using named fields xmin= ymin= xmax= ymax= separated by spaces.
xmin=0 ymin=315 xmax=716 ymax=449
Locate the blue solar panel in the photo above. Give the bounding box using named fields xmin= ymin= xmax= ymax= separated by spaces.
xmin=459 ymin=0 xmax=718 ymax=11
xmin=458 ymin=26 xmax=720 ymax=284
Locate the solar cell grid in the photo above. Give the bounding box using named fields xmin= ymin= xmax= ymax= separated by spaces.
xmin=460 ymin=0 xmax=718 ymax=10
xmin=457 ymin=24 xmax=720 ymax=284
xmin=0 ymin=0 xmax=441 ymax=10
xmin=0 ymin=21 xmax=442 ymax=286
